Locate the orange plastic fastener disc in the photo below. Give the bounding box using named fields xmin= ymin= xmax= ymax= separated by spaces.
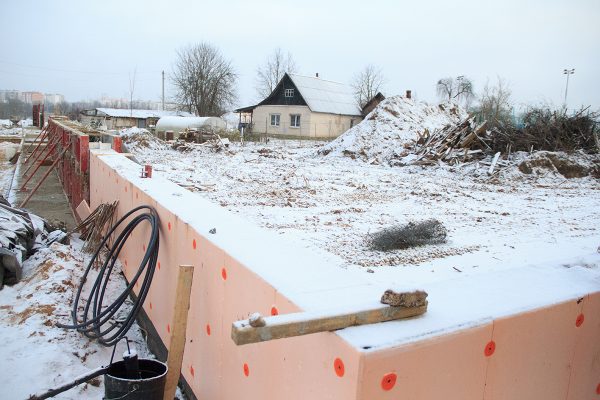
xmin=381 ymin=373 xmax=397 ymax=391
xmin=334 ymin=358 xmax=345 ymax=377
xmin=484 ymin=340 xmax=496 ymax=357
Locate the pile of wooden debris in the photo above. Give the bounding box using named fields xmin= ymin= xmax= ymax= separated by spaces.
xmin=413 ymin=117 xmax=489 ymax=165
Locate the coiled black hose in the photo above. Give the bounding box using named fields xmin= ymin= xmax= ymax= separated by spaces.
xmin=58 ymin=205 xmax=159 ymax=347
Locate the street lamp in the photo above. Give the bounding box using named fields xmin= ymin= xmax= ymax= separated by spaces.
xmin=563 ymin=68 xmax=575 ymax=105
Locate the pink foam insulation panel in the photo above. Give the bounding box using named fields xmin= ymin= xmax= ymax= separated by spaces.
xmin=89 ymin=149 xmax=600 ymax=400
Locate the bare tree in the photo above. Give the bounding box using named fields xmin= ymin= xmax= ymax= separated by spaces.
xmin=171 ymin=42 xmax=237 ymax=116
xmin=352 ymin=65 xmax=386 ymax=108
xmin=255 ymin=48 xmax=297 ymax=99
xmin=478 ymin=76 xmax=513 ymax=129
xmin=128 ymin=67 xmax=136 ymax=117
xmin=436 ymin=76 xmax=474 ymax=106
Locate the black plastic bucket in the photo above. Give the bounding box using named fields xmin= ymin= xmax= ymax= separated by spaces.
xmin=104 ymin=358 xmax=168 ymax=400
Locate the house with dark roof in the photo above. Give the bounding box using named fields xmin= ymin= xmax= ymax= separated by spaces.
xmin=236 ymin=73 xmax=362 ymax=138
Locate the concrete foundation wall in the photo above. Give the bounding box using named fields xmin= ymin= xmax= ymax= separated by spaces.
xmin=89 ymin=149 xmax=600 ymax=400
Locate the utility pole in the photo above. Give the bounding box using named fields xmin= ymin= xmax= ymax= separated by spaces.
xmin=162 ymin=70 xmax=165 ymax=111
xmin=563 ymin=68 xmax=574 ymax=105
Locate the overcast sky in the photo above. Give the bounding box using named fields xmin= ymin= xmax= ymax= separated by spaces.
xmin=1 ymin=0 xmax=599 ymax=110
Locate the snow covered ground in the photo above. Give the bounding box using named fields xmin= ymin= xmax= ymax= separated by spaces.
xmin=0 ymin=238 xmax=154 ymax=399
xmin=121 ymin=128 xmax=600 ymax=288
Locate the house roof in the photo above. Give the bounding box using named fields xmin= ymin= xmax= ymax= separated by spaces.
xmin=287 ymin=74 xmax=361 ymax=116
xmin=93 ymin=108 xmax=194 ymax=119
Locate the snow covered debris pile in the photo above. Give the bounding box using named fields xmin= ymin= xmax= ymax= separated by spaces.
xmin=319 ymin=96 xmax=467 ymax=165
xmin=413 ymin=118 xmax=488 ymax=164
xmin=0 ymin=196 xmax=67 ymax=289
xmin=0 ymin=119 xmax=13 ymax=128
xmin=119 ymin=127 xmax=167 ymax=153
xmin=517 ymin=151 xmax=600 ymax=179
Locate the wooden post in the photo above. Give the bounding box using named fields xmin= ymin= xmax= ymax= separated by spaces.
xmin=163 ymin=265 xmax=194 ymax=400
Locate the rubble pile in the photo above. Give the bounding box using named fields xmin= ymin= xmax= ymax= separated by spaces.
xmin=413 ymin=118 xmax=488 ymax=165
xmin=319 ymin=96 xmax=467 ymax=166
xmin=119 ymin=127 xmax=167 ymax=153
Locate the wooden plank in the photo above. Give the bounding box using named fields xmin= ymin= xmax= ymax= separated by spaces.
xmin=231 ymin=302 xmax=427 ymax=346
xmin=163 ymin=265 xmax=195 ymax=400
xmin=488 ymin=152 xmax=501 ymax=175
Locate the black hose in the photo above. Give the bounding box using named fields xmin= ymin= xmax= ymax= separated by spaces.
xmin=58 ymin=205 xmax=159 ymax=347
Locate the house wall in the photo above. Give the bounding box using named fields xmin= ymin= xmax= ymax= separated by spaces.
xmin=252 ymin=105 xmax=359 ymax=138
xmin=309 ymin=112 xmax=360 ymax=138
xmin=252 ymin=105 xmax=313 ymax=137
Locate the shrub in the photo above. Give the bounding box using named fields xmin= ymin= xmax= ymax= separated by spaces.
xmin=368 ymin=219 xmax=447 ymax=251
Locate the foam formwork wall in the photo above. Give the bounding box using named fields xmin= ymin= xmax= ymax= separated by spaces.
xmin=89 ymin=150 xmax=600 ymax=400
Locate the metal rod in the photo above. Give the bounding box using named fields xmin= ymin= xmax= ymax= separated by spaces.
xmin=19 ymin=140 xmax=58 ymax=190
xmin=19 ymin=146 xmax=68 ymax=208
xmin=22 ymin=125 xmax=47 ymax=161
xmin=29 ymin=365 xmax=109 ymax=400
xmin=23 ymin=125 xmax=51 ymax=164
xmin=22 ymin=126 xmax=59 ymax=176
xmin=21 ymin=127 xmax=61 ymax=179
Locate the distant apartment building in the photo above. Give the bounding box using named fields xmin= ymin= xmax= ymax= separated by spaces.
xmin=44 ymin=93 xmax=65 ymax=104
xmin=0 ymin=90 xmax=20 ymax=102
xmin=0 ymin=90 xmax=65 ymax=104
xmin=21 ymin=91 xmax=44 ymax=104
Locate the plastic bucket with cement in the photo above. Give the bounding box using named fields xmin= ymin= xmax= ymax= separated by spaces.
xmin=104 ymin=358 xmax=167 ymax=400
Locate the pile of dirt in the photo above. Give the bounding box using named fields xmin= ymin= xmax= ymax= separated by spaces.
xmin=517 ymin=151 xmax=600 ymax=179
xmin=318 ymin=96 xmax=467 ymax=165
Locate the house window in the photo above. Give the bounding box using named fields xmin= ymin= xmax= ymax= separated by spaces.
xmin=270 ymin=114 xmax=280 ymax=126
xmin=290 ymin=114 xmax=301 ymax=128
xmin=284 ymin=88 xmax=294 ymax=98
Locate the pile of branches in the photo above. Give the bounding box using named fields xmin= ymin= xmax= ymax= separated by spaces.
xmin=414 ymin=117 xmax=489 ymax=164
xmin=489 ymin=107 xmax=599 ymax=153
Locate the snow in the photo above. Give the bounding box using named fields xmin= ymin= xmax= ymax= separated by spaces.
xmin=118 ymin=127 xmax=168 ymax=153
xmin=0 ymin=238 xmax=155 ymax=399
xmin=102 ymin=131 xmax=600 ymax=349
xmin=319 ymin=96 xmax=467 ymax=165
xmin=0 ymin=119 xmax=12 ymax=128
xmin=287 ymin=73 xmax=362 ymax=116
xmin=18 ymin=118 xmax=33 ymax=127
xmin=0 ymin=141 xmax=19 ymax=160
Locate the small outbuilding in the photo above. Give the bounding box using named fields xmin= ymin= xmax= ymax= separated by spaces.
xmin=79 ymin=108 xmax=194 ymax=130
xmin=155 ymin=116 xmax=226 ymax=137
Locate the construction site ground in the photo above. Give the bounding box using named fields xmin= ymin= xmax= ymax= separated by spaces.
xmin=124 ymin=131 xmax=600 ymax=290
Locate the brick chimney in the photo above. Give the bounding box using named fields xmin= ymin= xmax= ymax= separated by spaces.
xmin=406 ymin=90 xmax=412 ymax=99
